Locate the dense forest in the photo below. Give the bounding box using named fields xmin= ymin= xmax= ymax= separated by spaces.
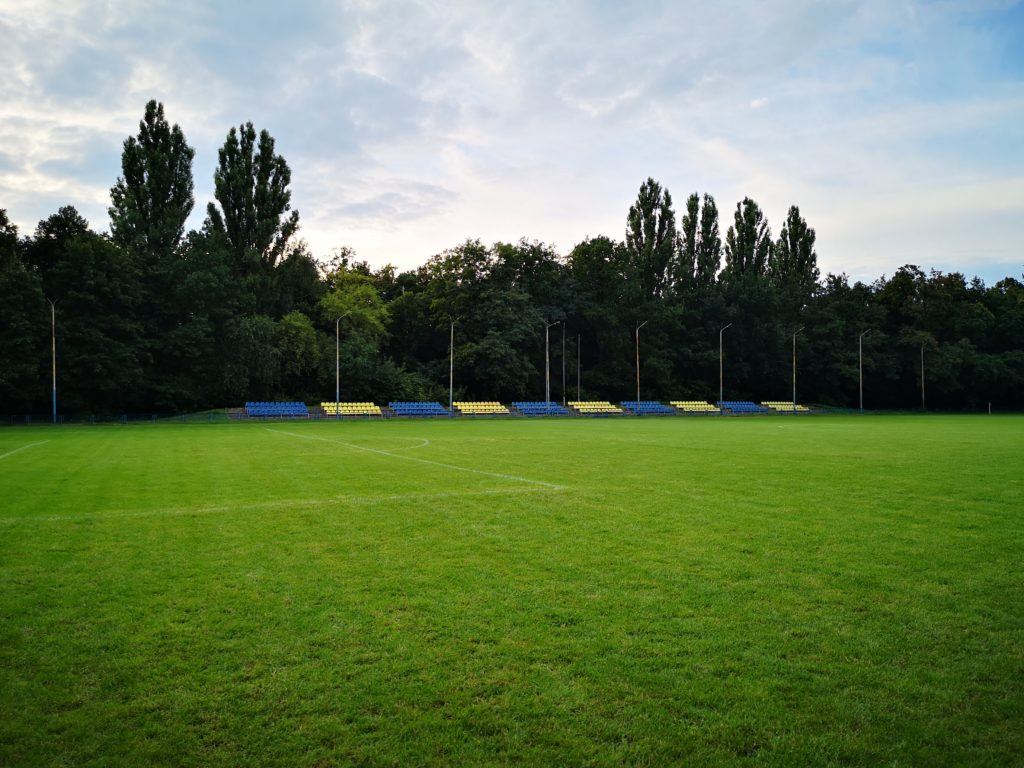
xmin=1 ymin=101 xmax=1022 ymax=416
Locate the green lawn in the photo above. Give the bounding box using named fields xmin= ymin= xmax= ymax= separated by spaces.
xmin=1 ymin=415 xmax=1022 ymax=766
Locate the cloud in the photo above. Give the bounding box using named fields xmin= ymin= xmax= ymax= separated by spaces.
xmin=0 ymin=0 xmax=1022 ymax=283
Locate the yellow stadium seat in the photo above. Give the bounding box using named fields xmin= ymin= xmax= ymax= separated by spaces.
xmin=569 ymin=401 xmax=623 ymax=414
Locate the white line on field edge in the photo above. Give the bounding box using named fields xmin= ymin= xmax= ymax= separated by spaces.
xmin=0 ymin=440 xmax=49 ymax=462
xmin=0 ymin=486 xmax=560 ymax=524
xmin=265 ymin=428 xmax=564 ymax=489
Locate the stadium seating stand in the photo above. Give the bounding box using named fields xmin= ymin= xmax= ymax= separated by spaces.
xmin=512 ymin=401 xmax=571 ymax=416
xmin=569 ymin=401 xmax=623 ymax=415
xmin=670 ymin=400 xmax=719 ymax=413
xmin=762 ymin=401 xmax=811 ymax=413
xmin=389 ymin=401 xmax=450 ymax=417
xmin=718 ymin=400 xmax=771 ymax=414
xmin=454 ymin=401 xmax=510 ymax=416
xmin=321 ymin=402 xmax=383 ymax=417
xmin=245 ymin=401 xmax=309 ymax=418
xmin=620 ymin=401 xmax=675 ymax=415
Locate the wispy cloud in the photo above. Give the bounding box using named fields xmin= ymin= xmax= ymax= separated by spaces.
xmin=1 ymin=0 xmax=1022 ymax=282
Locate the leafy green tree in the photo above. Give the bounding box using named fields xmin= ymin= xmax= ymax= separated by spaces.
xmin=696 ymin=194 xmax=722 ymax=288
xmin=23 ymin=208 xmax=145 ymax=414
xmin=677 ymin=193 xmax=699 ymax=291
xmin=109 ymin=100 xmax=198 ymax=409
xmin=626 ymin=178 xmax=677 ymax=298
xmin=0 ymin=210 xmax=46 ymax=413
xmin=109 ymin=100 xmax=194 ymax=259
xmin=723 ymin=197 xmax=772 ymax=281
xmin=205 ymin=122 xmax=299 ymax=273
xmin=275 ymin=311 xmax=321 ymax=398
xmin=771 ymin=205 xmax=819 ymax=305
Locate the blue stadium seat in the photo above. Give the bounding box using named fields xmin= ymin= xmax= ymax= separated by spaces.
xmin=389 ymin=401 xmax=450 ymax=417
xmin=511 ymin=401 xmax=571 ymax=416
xmin=717 ymin=401 xmax=770 ymax=414
xmin=620 ymin=401 xmax=675 ymax=415
xmin=244 ymin=401 xmax=309 ymax=418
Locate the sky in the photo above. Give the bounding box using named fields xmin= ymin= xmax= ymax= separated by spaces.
xmin=1 ymin=0 xmax=1022 ymax=283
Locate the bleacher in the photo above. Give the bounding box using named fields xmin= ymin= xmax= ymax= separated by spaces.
xmin=321 ymin=401 xmax=383 ymax=417
xmin=718 ymin=400 xmax=770 ymax=414
xmin=389 ymin=401 xmax=450 ymax=417
xmin=454 ymin=401 xmax=510 ymax=416
xmin=512 ymin=401 xmax=571 ymax=416
xmin=245 ymin=401 xmax=309 ymax=418
xmin=621 ymin=401 xmax=675 ymax=415
xmin=569 ymin=401 xmax=623 ymax=415
xmin=762 ymin=401 xmax=811 ymax=413
xmin=671 ymin=400 xmax=719 ymax=413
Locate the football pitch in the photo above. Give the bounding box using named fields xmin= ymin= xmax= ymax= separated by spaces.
xmin=1 ymin=415 xmax=1022 ymax=766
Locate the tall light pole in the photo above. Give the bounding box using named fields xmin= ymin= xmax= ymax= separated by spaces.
xmin=920 ymin=343 xmax=925 ymax=411
xmin=47 ymin=298 xmax=57 ymax=424
xmin=544 ymin=320 xmax=560 ymax=403
xmin=561 ymin=323 xmax=566 ymax=406
xmin=635 ymin=320 xmax=648 ymax=403
xmin=576 ymin=334 xmax=581 ymax=401
xmin=859 ymin=329 xmax=871 ymax=413
xmin=791 ymin=326 xmax=804 ymax=412
xmin=719 ymin=323 xmax=732 ymax=414
xmin=335 ymin=312 xmax=351 ymax=420
xmin=449 ymin=316 xmax=460 ymax=416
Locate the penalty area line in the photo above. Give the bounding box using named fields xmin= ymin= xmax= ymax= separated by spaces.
xmin=0 ymin=440 xmax=50 ymax=461
xmin=265 ymin=428 xmax=564 ymax=490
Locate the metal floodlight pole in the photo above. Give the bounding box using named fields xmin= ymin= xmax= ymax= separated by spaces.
xmin=449 ymin=316 xmax=460 ymax=417
xmin=576 ymin=334 xmax=581 ymax=401
xmin=635 ymin=320 xmax=649 ymax=404
xmin=335 ymin=312 xmax=352 ymax=420
xmin=792 ymin=326 xmax=804 ymax=412
xmin=561 ymin=324 xmax=566 ymax=406
xmin=545 ymin=320 xmax=560 ymax=403
xmin=719 ymin=323 xmax=732 ymax=415
xmin=47 ymin=298 xmax=58 ymax=424
xmin=921 ymin=343 xmax=925 ymax=411
xmin=859 ymin=329 xmax=871 ymax=413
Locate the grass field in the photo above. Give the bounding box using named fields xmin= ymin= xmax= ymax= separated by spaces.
xmin=1 ymin=415 xmax=1022 ymax=766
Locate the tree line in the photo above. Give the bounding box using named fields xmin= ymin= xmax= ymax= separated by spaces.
xmin=1 ymin=101 xmax=1022 ymax=416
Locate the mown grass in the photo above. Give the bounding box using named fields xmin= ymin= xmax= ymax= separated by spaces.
xmin=1 ymin=415 xmax=1022 ymax=766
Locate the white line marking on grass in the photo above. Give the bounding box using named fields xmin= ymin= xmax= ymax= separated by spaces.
xmin=265 ymin=428 xmax=564 ymax=489
xmin=0 ymin=440 xmax=49 ymax=461
xmin=0 ymin=487 xmax=560 ymax=524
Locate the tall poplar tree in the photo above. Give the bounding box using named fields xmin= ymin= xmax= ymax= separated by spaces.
xmin=695 ymin=194 xmax=722 ymax=287
xmin=625 ymin=177 xmax=677 ymax=298
xmin=109 ymin=100 xmax=195 ymax=260
xmin=723 ymin=197 xmax=772 ymax=280
xmin=771 ymin=205 xmax=820 ymax=300
xmin=205 ymin=122 xmax=300 ymax=272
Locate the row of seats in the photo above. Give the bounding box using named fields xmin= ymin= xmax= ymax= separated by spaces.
xmin=320 ymin=402 xmax=383 ymax=416
xmin=621 ymin=401 xmax=676 ymax=415
xmin=389 ymin=401 xmax=450 ymax=417
xmin=455 ymin=401 xmax=510 ymax=415
xmin=513 ymin=401 xmax=571 ymax=416
xmin=719 ymin=401 xmax=771 ymax=414
xmin=245 ymin=401 xmax=309 ymax=417
xmin=244 ymin=399 xmax=811 ymax=417
xmin=762 ymin=401 xmax=811 ymax=412
xmin=569 ymin=401 xmax=623 ymax=414
xmin=671 ymin=400 xmax=719 ymax=412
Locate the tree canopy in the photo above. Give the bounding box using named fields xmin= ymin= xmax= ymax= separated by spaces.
xmin=1 ymin=102 xmax=1022 ymax=416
